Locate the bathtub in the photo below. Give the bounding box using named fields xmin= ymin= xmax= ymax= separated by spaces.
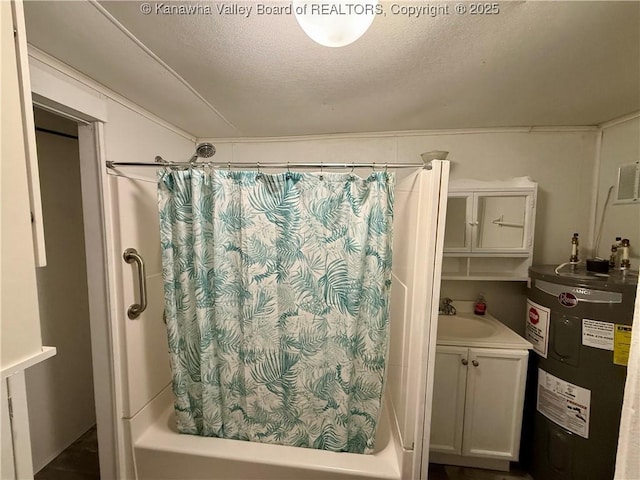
xmin=131 ymin=386 xmax=403 ymax=480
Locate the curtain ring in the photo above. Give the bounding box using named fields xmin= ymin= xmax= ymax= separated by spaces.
xmin=256 ymin=161 xmax=262 ymax=180
xmin=158 ymin=156 xmax=171 ymax=178
xmin=319 ymin=162 xmax=324 ymax=181
xmin=372 ymin=162 xmax=376 ymax=172
xmin=159 ymin=166 xmax=170 ymax=181
xmin=227 ymin=161 xmax=232 ymax=178
xmin=350 ymin=163 xmax=355 ymax=173
xmin=286 ymin=161 xmax=291 ymax=180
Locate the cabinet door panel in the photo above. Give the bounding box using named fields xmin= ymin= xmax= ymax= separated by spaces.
xmin=443 ymin=195 xmax=472 ymax=252
xmin=475 ymin=194 xmax=527 ymax=250
xmin=430 ymin=346 xmax=468 ymax=454
xmin=462 ymin=348 xmax=528 ymax=460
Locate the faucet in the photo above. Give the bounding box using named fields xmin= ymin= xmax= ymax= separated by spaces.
xmin=439 ymin=298 xmax=457 ymax=315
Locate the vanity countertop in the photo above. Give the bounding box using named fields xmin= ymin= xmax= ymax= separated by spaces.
xmin=437 ymin=305 xmax=532 ymax=350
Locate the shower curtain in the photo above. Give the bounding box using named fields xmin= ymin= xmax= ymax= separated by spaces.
xmin=158 ymin=169 xmax=394 ymax=454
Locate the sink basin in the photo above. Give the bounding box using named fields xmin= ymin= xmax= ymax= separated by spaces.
xmin=436 ymin=309 xmax=532 ymax=349
xmin=437 ymin=313 xmax=498 ymax=340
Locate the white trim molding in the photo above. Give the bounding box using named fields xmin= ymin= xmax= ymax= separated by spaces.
xmin=600 ymin=111 xmax=640 ymax=130
xmin=28 ymin=46 xmax=196 ymax=143
xmin=201 ymin=125 xmax=600 ymax=145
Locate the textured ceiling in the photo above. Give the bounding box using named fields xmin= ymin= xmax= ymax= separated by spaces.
xmin=23 ymin=1 xmax=640 ymax=138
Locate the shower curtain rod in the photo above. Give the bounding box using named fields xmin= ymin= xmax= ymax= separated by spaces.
xmin=105 ymin=160 xmax=431 ymax=170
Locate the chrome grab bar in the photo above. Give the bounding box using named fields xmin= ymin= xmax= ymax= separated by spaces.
xmin=123 ymin=248 xmax=147 ymax=319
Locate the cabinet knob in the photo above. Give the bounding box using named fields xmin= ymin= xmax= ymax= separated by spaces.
xmin=472 ymin=360 xmax=479 ymax=367
xmin=461 ymin=359 xmax=468 ymax=366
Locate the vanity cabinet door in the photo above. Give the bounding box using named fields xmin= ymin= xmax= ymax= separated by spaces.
xmin=430 ymin=346 xmax=468 ymax=454
xmin=462 ymin=348 xmax=529 ymax=460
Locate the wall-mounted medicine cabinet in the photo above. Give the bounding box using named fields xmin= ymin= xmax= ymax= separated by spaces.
xmin=442 ymin=177 xmax=537 ymax=281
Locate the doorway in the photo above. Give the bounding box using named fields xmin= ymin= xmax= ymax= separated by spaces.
xmin=24 ymin=107 xmax=99 ymax=479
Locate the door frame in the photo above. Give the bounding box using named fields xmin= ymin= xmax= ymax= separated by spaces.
xmin=29 ymin=61 xmax=119 ymax=480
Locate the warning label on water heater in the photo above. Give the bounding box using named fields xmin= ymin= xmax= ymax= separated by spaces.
xmin=526 ymin=300 xmax=550 ymax=358
xmin=537 ymin=369 xmax=591 ymax=439
xmin=582 ymin=319 xmax=615 ymax=350
xmin=614 ymin=325 xmax=632 ymax=366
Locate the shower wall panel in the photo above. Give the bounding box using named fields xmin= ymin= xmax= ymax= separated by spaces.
xmin=388 ymin=172 xmax=422 ymax=449
xmin=388 ymin=165 xmax=448 ymax=461
xmin=109 ymin=175 xmax=169 ymax=418
xmin=103 ymin=101 xmax=192 ymax=422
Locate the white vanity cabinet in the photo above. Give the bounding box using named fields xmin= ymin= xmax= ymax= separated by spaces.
xmin=430 ymin=347 xmax=528 ymax=461
xmin=430 ymin=311 xmax=531 ymax=471
xmin=442 ymin=177 xmax=537 ymax=280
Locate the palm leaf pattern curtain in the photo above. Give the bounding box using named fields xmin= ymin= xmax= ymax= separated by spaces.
xmin=158 ymin=169 xmax=394 ymax=454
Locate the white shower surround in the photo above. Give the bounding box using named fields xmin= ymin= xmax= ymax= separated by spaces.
xmin=113 ymin=166 xmax=449 ymax=479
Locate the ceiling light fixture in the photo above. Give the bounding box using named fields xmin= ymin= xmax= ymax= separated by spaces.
xmin=293 ymin=0 xmax=379 ymax=48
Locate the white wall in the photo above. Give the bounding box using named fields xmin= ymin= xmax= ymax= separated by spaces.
xmin=595 ymin=115 xmax=640 ymax=266
xmin=408 ymin=130 xmax=598 ymax=265
xmin=25 ymin=109 xmax=97 ymax=473
xmin=406 ymin=130 xmax=597 ymax=335
xmin=201 ymin=129 xmax=598 ymax=334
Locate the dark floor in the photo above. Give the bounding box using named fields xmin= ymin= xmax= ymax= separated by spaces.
xmin=34 ymin=426 xmax=100 ymax=480
xmin=429 ymin=463 xmax=533 ymax=480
